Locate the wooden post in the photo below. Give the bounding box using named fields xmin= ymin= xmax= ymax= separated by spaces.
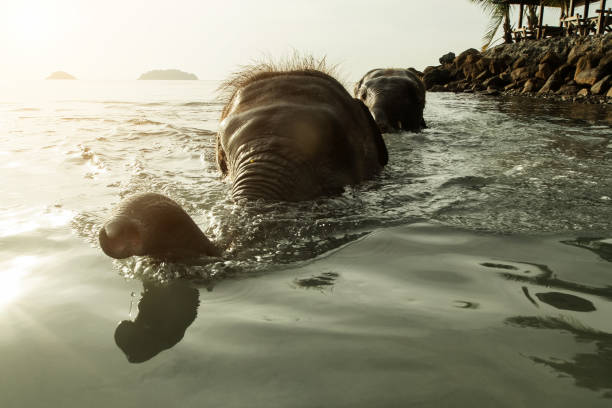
xmin=537 ymin=1 xmax=545 ymax=39
xmin=597 ymin=0 xmax=606 ymax=33
xmin=585 ymin=0 xmax=591 ymax=18
xmin=569 ymin=0 xmax=575 ymax=17
xmin=518 ymin=3 xmax=524 ymax=28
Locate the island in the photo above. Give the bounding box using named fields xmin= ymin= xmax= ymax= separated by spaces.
xmin=138 ymin=69 xmax=198 ymax=80
xmin=46 ymin=71 xmax=76 ymax=80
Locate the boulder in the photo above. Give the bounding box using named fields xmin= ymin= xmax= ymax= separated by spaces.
xmin=591 ymin=74 xmax=611 ymax=95
xmin=512 ymin=56 xmax=528 ymax=70
xmin=557 ymin=84 xmax=580 ymax=95
xmin=539 ymin=52 xmax=563 ymax=70
xmin=428 ymin=84 xmax=446 ymax=92
xmin=454 ymin=48 xmax=480 ymax=68
xmin=574 ymin=52 xmax=603 ymax=85
xmin=567 ymin=39 xmax=597 ymax=65
xmin=439 ymin=52 xmax=456 ymax=65
xmin=523 ymin=78 xmax=544 ymax=93
xmin=607 ymin=87 xmax=612 ymax=98
xmin=511 ymin=66 xmax=534 ymax=82
xmin=535 ymin=63 xmax=553 ymax=80
xmin=482 ymin=75 xmax=510 ymax=90
xmin=577 ymin=88 xmax=589 ymax=97
xmin=423 ymin=66 xmax=452 ymax=89
xmin=462 ymin=54 xmax=483 ymax=81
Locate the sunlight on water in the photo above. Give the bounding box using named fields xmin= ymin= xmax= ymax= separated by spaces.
xmin=0 ymin=256 xmax=39 ymax=307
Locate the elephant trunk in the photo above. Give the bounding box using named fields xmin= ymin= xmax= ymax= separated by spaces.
xmin=99 ymin=193 xmax=220 ymax=260
xmin=228 ymin=143 xmax=320 ymax=201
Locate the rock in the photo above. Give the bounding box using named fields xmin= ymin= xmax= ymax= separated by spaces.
xmin=574 ymin=52 xmax=603 ymax=86
xmin=504 ymin=82 xmax=518 ymax=91
xmin=475 ymin=70 xmax=491 ymax=83
xmin=523 ymin=78 xmax=544 ymax=93
xmin=46 ymin=71 xmax=76 ymax=80
xmin=540 ymin=52 xmax=563 ymax=69
xmin=577 ymin=88 xmax=589 ymax=96
xmin=454 ymin=48 xmax=480 ymax=68
xmin=462 ymin=54 xmax=483 ymax=81
xmin=607 ymin=87 xmax=612 ymax=98
xmin=591 ymin=75 xmax=612 ymax=95
xmin=511 ymin=66 xmax=533 ymax=82
xmin=535 ymin=63 xmax=553 ymax=80
xmin=512 ymin=56 xmax=528 ymax=70
xmin=557 ymin=84 xmax=580 ymax=95
xmin=567 ymin=39 xmax=597 ymax=65
xmin=407 ymin=67 xmax=424 ymax=79
xmin=598 ymin=54 xmax=612 ymax=77
xmin=484 ymin=87 xmax=500 ymax=96
xmin=439 ymin=52 xmax=456 ymax=65
xmin=423 ymin=66 xmax=452 ymax=89
xmin=138 ymin=69 xmax=198 ymax=80
xmin=482 ymin=75 xmax=509 ymax=90
xmin=428 ymin=84 xmax=446 ymax=92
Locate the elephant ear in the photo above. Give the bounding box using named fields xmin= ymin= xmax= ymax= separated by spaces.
xmin=216 ymin=135 xmax=228 ymax=175
xmin=355 ymin=98 xmax=388 ymax=166
xmin=353 ymin=78 xmax=363 ymax=98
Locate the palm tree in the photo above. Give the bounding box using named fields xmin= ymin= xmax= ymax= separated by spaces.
xmin=470 ymin=1 xmax=569 ymax=50
xmin=469 ymin=0 xmax=513 ymax=50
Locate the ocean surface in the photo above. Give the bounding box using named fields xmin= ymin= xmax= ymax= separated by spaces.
xmin=0 ymin=79 xmax=611 ymax=407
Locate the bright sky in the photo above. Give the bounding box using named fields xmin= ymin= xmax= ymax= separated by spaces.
xmin=0 ymin=0 xmax=564 ymax=81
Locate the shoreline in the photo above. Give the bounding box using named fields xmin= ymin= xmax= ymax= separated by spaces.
xmin=421 ymin=33 xmax=612 ymax=104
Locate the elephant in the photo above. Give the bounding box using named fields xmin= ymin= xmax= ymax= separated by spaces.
xmin=99 ymin=62 xmax=388 ymax=260
xmin=354 ymin=68 xmax=426 ymax=133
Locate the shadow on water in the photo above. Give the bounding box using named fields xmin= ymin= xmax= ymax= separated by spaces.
xmin=507 ymin=316 xmax=612 ymax=398
xmin=114 ymin=280 xmax=200 ymax=363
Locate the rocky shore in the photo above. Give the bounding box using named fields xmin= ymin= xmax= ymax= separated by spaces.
xmin=422 ymin=33 xmax=612 ymax=104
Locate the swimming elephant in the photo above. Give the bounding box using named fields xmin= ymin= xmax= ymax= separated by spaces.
xmin=99 ymin=62 xmax=388 ymax=260
xmin=354 ymin=68 xmax=426 ymax=133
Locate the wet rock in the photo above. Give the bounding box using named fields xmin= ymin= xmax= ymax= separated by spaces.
xmin=591 ymin=74 xmax=611 ymax=95
xmin=577 ymin=88 xmax=590 ymax=96
xmin=557 ymin=84 xmax=580 ymax=95
xmin=428 ymin=84 xmax=446 ymax=92
xmin=439 ymin=52 xmax=455 ymax=65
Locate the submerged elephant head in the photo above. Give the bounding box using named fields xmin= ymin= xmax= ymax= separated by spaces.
xmin=354 ymin=68 xmax=426 ymax=133
xmin=99 ymin=60 xmax=388 ymax=260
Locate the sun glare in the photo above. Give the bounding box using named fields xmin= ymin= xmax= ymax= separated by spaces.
xmin=0 ymin=256 xmax=39 ymax=308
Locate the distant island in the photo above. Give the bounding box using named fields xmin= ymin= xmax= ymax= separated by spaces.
xmin=46 ymin=71 xmax=76 ymax=80
xmin=138 ymin=69 xmax=198 ymax=80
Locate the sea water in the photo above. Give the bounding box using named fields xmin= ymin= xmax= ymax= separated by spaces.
xmin=0 ymin=79 xmax=611 ymax=407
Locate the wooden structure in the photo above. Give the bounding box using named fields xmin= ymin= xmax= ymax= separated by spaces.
xmin=496 ymin=0 xmax=610 ymax=40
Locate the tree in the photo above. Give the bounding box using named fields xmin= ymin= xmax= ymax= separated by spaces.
xmin=470 ymin=1 xmax=569 ymax=50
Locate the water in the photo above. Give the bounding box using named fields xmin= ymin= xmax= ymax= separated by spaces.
xmin=0 ymin=80 xmax=611 ymax=407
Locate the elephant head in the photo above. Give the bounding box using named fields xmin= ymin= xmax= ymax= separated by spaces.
xmin=354 ymin=68 xmax=426 ymax=133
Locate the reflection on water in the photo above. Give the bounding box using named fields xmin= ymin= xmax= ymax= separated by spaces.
xmin=562 ymin=237 xmax=612 ymax=263
xmin=507 ymin=316 xmax=612 ymax=398
xmin=115 ymin=280 xmax=199 ymax=363
xmin=481 ymin=260 xmax=612 ymax=304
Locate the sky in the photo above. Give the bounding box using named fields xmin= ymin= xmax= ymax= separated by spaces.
xmin=0 ymin=0 xmax=565 ymax=81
